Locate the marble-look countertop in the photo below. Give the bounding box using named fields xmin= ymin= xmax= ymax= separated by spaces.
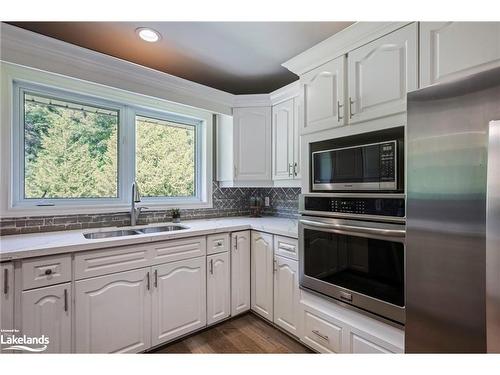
xmin=0 ymin=217 xmax=298 ymax=260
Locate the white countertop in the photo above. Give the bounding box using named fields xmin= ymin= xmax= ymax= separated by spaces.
xmin=0 ymin=216 xmax=298 ymax=260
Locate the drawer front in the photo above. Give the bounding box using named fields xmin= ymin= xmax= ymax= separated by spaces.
xmin=151 ymin=236 xmax=206 ymax=264
xmin=302 ymin=307 xmax=344 ymax=353
xmin=74 ymin=245 xmax=152 ymax=280
xmin=206 ymin=233 xmax=230 ymax=255
xmin=274 ymin=236 xmax=298 ymax=260
xmin=22 ymin=255 xmax=71 ymax=290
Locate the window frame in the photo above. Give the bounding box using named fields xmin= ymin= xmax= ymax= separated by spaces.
xmin=5 ymin=70 xmax=212 ymax=216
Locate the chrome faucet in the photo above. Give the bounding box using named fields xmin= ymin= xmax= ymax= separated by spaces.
xmin=131 ymin=182 xmax=147 ymax=226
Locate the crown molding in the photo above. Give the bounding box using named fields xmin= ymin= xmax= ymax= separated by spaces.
xmin=232 ymin=94 xmax=272 ymax=108
xmin=282 ymin=22 xmax=413 ymax=76
xmin=269 ymin=80 xmax=300 ymax=105
xmin=0 ymin=23 xmax=236 ymax=115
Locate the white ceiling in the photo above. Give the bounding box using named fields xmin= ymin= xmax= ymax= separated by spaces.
xmin=10 ymin=22 xmax=354 ymax=94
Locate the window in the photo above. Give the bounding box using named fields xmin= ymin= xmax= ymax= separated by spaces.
xmin=23 ymin=93 xmax=119 ymax=199
xmin=8 ymin=76 xmax=212 ymax=213
xmin=136 ymin=115 xmax=197 ymax=199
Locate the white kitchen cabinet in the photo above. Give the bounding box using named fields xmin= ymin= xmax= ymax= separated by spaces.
xmin=272 ymin=98 xmax=301 ymax=183
xmin=217 ymin=107 xmax=272 ymax=187
xmin=231 ymin=230 xmax=251 ymax=316
xmin=347 ymin=23 xmax=417 ymax=124
xmin=420 ymin=22 xmax=500 ymax=87
xmin=21 ymin=283 xmax=71 ymax=353
xmin=1 ymin=263 xmax=14 ymax=335
xmin=301 ymin=55 xmax=346 ymax=134
xmin=273 ymin=255 xmax=300 ymax=337
xmin=152 ymin=257 xmax=206 ymax=345
xmin=207 ymin=252 xmax=230 ymax=325
xmin=75 ymin=268 xmax=151 ymax=353
xmin=251 ymin=231 xmax=274 ymax=321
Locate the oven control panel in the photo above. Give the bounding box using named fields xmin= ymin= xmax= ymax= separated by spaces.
xmin=303 ymin=195 xmax=405 ymax=218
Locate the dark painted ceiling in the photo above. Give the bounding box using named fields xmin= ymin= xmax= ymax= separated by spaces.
xmin=9 ymin=22 xmax=354 ymax=94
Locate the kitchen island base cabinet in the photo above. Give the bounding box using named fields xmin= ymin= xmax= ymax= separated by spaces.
xmin=75 ymin=268 xmax=151 ymax=353
xmin=251 ymin=231 xmax=274 ymax=321
xmin=273 ymin=255 xmax=300 ymax=337
xmin=231 ymin=231 xmax=251 ymax=316
xmin=207 ymin=252 xmax=230 ymax=326
xmin=21 ymin=283 xmax=71 ymax=353
xmin=152 ymin=257 xmax=206 ymax=346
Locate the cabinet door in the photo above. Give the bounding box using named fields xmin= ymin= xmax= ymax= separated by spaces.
xmin=207 ymin=252 xmax=230 ymax=325
xmin=21 ymin=283 xmax=71 ymax=353
xmin=1 ymin=263 xmax=14 ymax=335
xmin=301 ymin=55 xmax=346 ymax=134
xmin=231 ymin=230 xmax=251 ymax=316
xmin=293 ymin=96 xmax=302 ymax=179
xmin=251 ymin=231 xmax=274 ymax=321
xmin=152 ymin=257 xmax=206 ymax=345
xmin=272 ymin=98 xmax=295 ymax=180
xmin=233 ymin=106 xmax=272 ymax=181
xmin=75 ymin=268 xmax=151 ymax=353
xmin=273 ymin=256 xmax=300 ymax=337
xmin=420 ymin=22 xmax=500 ymax=87
xmin=348 ymin=23 xmax=417 ymax=124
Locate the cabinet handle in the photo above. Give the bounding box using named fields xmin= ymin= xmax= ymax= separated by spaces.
xmin=234 ymin=165 xmax=237 ymax=177
xmin=293 ymin=162 xmax=298 ymax=177
xmin=154 ymin=269 xmax=158 ymax=288
xmin=210 ymin=259 xmax=214 ymax=275
xmin=4 ymin=268 xmax=8 ymax=295
xmin=288 ymin=163 xmax=293 ymax=177
xmin=64 ymin=289 xmax=68 ymax=312
xmin=234 ymin=235 xmax=238 ymax=250
xmin=349 ymin=97 xmax=355 ymax=119
xmin=312 ymin=329 xmax=329 ymax=341
xmin=273 ymin=259 xmax=277 ymax=273
xmin=337 ymin=101 xmax=343 ymax=121
xmin=146 ymin=272 xmax=150 ymax=290
xmin=44 ymin=269 xmax=53 ymax=276
xmin=215 ymin=241 xmax=223 ymax=247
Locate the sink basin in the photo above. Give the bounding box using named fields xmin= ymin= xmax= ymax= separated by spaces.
xmin=137 ymin=225 xmax=188 ymax=234
xmin=83 ymin=229 xmax=141 ymax=239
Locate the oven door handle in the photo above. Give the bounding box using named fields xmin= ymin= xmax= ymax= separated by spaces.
xmin=299 ymin=219 xmax=405 ymax=238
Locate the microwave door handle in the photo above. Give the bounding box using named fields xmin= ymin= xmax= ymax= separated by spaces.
xmin=299 ymin=219 xmax=405 ymax=238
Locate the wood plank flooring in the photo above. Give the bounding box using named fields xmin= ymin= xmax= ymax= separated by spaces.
xmin=150 ymin=313 xmax=312 ymax=354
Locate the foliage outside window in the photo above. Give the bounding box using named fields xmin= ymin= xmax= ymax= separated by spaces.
xmin=136 ymin=115 xmax=196 ymax=198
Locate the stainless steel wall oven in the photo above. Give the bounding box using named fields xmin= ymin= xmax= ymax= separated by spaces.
xmin=299 ymin=194 xmax=406 ymax=324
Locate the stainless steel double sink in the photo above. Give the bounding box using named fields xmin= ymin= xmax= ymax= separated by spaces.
xmin=83 ymin=224 xmax=188 ymax=239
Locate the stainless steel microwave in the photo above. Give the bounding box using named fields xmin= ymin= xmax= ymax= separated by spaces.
xmin=312 ymin=139 xmax=401 ymax=192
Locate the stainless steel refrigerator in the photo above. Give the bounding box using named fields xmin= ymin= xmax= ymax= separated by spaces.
xmin=406 ymin=66 xmax=500 ymax=353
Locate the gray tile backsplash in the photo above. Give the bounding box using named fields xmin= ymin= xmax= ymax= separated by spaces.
xmin=0 ymin=182 xmax=301 ymax=235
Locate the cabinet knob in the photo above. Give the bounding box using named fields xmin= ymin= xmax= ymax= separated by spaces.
xmin=44 ymin=269 xmax=53 ymax=276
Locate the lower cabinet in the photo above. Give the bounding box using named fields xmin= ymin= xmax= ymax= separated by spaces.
xmin=21 ymin=283 xmax=72 ymax=353
xmin=1 ymin=263 xmax=14 ymax=336
xmin=231 ymin=230 xmax=251 ymax=316
xmin=302 ymin=306 xmax=345 ymax=353
xmin=75 ymin=268 xmax=151 ymax=353
xmin=273 ymin=255 xmax=300 ymax=337
xmin=207 ymin=252 xmax=230 ymax=325
xmin=251 ymin=231 xmax=274 ymax=321
xmin=152 ymin=257 xmax=206 ymax=346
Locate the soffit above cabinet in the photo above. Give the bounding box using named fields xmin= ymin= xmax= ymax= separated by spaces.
xmin=7 ymin=21 xmax=353 ymax=95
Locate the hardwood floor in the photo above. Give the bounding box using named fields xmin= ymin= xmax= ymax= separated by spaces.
xmin=150 ymin=313 xmax=312 ymax=354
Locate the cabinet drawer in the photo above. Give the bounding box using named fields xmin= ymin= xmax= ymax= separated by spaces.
xmin=74 ymin=244 xmax=152 ymax=280
xmin=22 ymin=254 xmax=71 ymax=290
xmin=302 ymin=306 xmax=344 ymax=353
xmin=274 ymin=236 xmax=298 ymax=260
xmin=151 ymin=236 xmax=206 ymax=264
xmin=207 ymin=233 xmax=230 ymax=255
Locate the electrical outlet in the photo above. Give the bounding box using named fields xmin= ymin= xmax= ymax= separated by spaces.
xmin=264 ymin=197 xmax=270 ymax=207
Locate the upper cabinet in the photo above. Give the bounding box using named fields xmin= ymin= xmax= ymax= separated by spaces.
xmin=347 ymin=23 xmax=417 ymax=124
xmin=272 ymin=97 xmax=301 ymax=184
xmin=420 ymin=22 xmax=500 ymax=87
xmin=216 ymin=107 xmax=272 ymax=187
xmin=301 ymin=56 xmax=346 ymax=134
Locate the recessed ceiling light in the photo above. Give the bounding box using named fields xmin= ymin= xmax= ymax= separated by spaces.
xmin=136 ymin=28 xmax=161 ymax=43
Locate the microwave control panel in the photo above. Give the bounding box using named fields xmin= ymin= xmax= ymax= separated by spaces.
xmin=379 ymin=142 xmax=396 ymax=181
xmin=304 ymin=196 xmax=405 ymax=218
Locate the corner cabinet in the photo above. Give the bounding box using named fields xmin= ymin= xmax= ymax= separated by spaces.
xmin=347 ymin=22 xmax=417 ymax=124
xmin=231 ymin=231 xmax=251 ymax=316
xmin=272 ymin=98 xmax=301 ymax=183
xmin=301 ymin=55 xmax=346 ymax=134
xmin=420 ymin=22 xmax=500 ymax=87
xmin=251 ymin=231 xmax=274 ymax=321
